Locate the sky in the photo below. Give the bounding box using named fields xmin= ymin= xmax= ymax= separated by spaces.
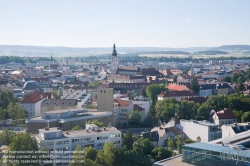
xmin=0 ymin=0 xmax=250 ymax=48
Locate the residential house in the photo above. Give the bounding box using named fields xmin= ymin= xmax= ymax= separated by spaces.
xmin=20 ymin=89 xmax=47 ymax=117
xmin=113 ymin=99 xmax=134 ymax=126
xmin=210 ymin=108 xmax=237 ymax=125
xmin=150 ymin=126 xmax=186 ymax=146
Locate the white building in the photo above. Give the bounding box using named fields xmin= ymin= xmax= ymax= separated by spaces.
xmin=210 ymin=109 xmax=237 ymax=125
xmin=179 ymin=119 xmax=222 ymax=142
xmin=20 ymin=89 xmax=47 ymax=117
xmin=36 ymin=124 xmax=121 ymax=166
xmin=221 ymin=122 xmax=250 ymax=138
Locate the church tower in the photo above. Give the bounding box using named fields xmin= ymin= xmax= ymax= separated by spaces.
xmin=111 ymin=44 xmax=119 ymax=72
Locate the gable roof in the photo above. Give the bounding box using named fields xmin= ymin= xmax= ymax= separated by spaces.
xmin=142 ymin=131 xmax=159 ymax=141
xmin=167 ymin=83 xmax=190 ymax=91
xmin=133 ymin=104 xmax=145 ymax=112
xmin=158 ymin=69 xmax=173 ymax=76
xmin=165 ymin=126 xmax=185 ymax=136
xmin=216 ymin=109 xmax=236 ymax=119
xmin=20 ymin=89 xmax=46 ymax=103
xmin=114 ymin=99 xmax=132 ymax=107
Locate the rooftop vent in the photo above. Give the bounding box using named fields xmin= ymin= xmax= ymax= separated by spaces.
xmin=66 ymin=131 xmax=69 ymax=135
xmin=104 ymin=127 xmax=106 ymax=131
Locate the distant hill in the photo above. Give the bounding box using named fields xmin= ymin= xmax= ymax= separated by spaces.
xmin=193 ymin=50 xmax=228 ymax=55
xmin=138 ymin=51 xmax=190 ymax=55
xmin=216 ymin=45 xmax=250 ymax=51
xmin=0 ymin=44 xmax=249 ymax=57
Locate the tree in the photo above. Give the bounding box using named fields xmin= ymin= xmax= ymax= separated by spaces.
xmin=241 ymin=111 xmax=250 ymax=122
xmin=95 ymin=142 xmax=119 ymax=166
xmin=196 ymin=136 xmax=201 ymax=142
xmin=146 ymin=84 xmax=167 ymax=103
xmin=177 ymin=100 xmax=199 ymax=120
xmin=196 ymin=103 xmax=213 ymax=120
xmin=6 ymin=132 xmax=40 ymax=166
xmin=133 ymin=138 xmax=154 ymax=155
xmin=83 ymin=146 xmax=98 ymax=161
xmin=176 ymin=136 xmax=183 ymax=154
xmin=190 ymin=77 xmax=199 ymax=94
xmin=224 ymin=76 xmax=231 ymax=83
xmin=167 ymin=137 xmax=174 ymax=151
xmin=151 ymin=147 xmax=172 ymax=161
xmin=236 ymin=76 xmax=245 ymax=93
xmin=140 ymin=85 xmax=147 ymax=97
xmin=129 ymin=110 xmax=141 ymax=125
xmin=233 ymin=110 xmax=243 ymax=122
xmin=6 ymin=103 xmax=26 ymax=124
xmin=122 ymin=130 xmax=136 ymax=150
xmin=69 ymin=145 xmax=84 ymax=166
xmin=232 ymin=73 xmax=244 ymax=83
xmin=72 ymin=125 xmax=81 ymax=130
xmin=0 ymin=128 xmax=16 ymax=145
xmin=86 ymin=119 xmax=103 ymax=127
xmin=155 ymin=98 xmax=177 ymax=123
xmin=51 ymin=90 xmax=60 ymax=99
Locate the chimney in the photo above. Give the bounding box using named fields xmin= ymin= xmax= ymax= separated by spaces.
xmin=66 ymin=131 xmax=69 ymax=135
xmin=104 ymin=127 xmax=106 ymax=131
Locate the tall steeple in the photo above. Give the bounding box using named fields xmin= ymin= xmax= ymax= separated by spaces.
xmin=112 ymin=44 xmax=117 ymax=56
xmin=111 ymin=43 xmax=119 ymax=74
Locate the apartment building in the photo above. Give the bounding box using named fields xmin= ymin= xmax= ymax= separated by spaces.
xmin=210 ymin=108 xmax=237 ymax=125
xmin=36 ymin=124 xmax=121 ymax=166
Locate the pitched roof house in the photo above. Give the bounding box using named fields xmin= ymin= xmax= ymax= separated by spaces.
xmin=20 ymin=89 xmax=47 ymax=117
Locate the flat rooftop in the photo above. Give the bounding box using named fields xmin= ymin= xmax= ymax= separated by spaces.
xmin=36 ymin=127 xmax=121 ymax=141
xmin=181 ymin=119 xmax=219 ymax=127
xmin=26 ymin=110 xmax=112 ymax=123
xmin=154 ymin=155 xmax=194 ymax=166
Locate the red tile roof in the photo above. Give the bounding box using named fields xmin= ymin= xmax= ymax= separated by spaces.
xmin=158 ymin=90 xmax=197 ymax=97
xmin=167 ymin=84 xmax=190 ymax=91
xmin=20 ymin=89 xmax=46 ymax=103
xmin=216 ymin=109 xmax=236 ymax=119
xmin=114 ymin=99 xmax=132 ymax=107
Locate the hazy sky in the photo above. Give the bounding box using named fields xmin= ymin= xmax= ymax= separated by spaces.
xmin=0 ymin=0 xmax=250 ymax=47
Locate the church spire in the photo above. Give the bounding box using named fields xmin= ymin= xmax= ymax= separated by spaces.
xmin=51 ymin=54 xmax=53 ymax=61
xmin=112 ymin=44 xmax=117 ymax=56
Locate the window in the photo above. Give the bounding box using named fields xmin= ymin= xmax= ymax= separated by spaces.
xmin=97 ymin=143 xmax=103 ymax=147
xmin=63 ymin=140 xmax=69 ymax=144
xmin=56 ymin=141 xmax=62 ymax=145
xmin=103 ymin=136 xmax=108 ymax=139
xmin=84 ymin=137 xmax=91 ymax=141
xmin=97 ymin=137 xmax=102 ymax=140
